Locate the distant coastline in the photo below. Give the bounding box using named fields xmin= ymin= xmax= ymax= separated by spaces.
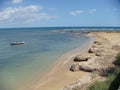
xmin=1 ymin=27 xmax=120 ymax=31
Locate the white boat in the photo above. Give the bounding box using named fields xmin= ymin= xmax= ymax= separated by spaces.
xmin=10 ymin=41 xmax=25 ymax=45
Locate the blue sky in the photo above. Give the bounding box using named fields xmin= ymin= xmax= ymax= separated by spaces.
xmin=0 ymin=0 xmax=120 ymax=28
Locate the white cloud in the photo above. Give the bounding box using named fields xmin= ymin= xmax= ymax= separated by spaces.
xmin=88 ymin=9 xmax=96 ymax=14
xmin=76 ymin=10 xmax=84 ymax=14
xmin=70 ymin=10 xmax=84 ymax=16
xmin=0 ymin=5 xmax=54 ymax=23
xmin=12 ymin=0 xmax=23 ymax=4
xmin=70 ymin=9 xmax=96 ymax=16
xmin=70 ymin=12 xmax=76 ymax=16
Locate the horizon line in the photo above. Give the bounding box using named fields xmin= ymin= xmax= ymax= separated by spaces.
xmin=0 ymin=26 xmax=120 ymax=29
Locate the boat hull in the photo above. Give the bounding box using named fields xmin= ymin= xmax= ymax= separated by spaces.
xmin=10 ymin=41 xmax=24 ymax=45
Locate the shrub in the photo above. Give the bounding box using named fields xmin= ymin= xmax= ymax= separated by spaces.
xmin=114 ymin=53 xmax=120 ymax=66
xmin=89 ymin=53 xmax=120 ymax=90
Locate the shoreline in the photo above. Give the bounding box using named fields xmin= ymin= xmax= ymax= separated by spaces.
xmin=20 ymin=31 xmax=120 ymax=90
xmin=20 ymin=33 xmax=95 ymax=90
xmin=35 ymin=36 xmax=95 ymax=90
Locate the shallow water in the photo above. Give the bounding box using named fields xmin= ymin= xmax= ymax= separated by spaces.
xmin=0 ymin=28 xmax=90 ymax=90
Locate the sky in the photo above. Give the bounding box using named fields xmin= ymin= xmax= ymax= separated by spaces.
xmin=0 ymin=0 xmax=120 ymax=28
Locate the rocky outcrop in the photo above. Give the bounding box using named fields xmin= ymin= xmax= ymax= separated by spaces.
xmin=74 ymin=55 xmax=90 ymax=62
xmin=112 ymin=45 xmax=120 ymax=51
xmin=88 ymin=48 xmax=103 ymax=54
xmin=95 ymin=52 xmax=102 ymax=56
xmin=70 ymin=64 xmax=80 ymax=72
xmin=88 ymin=48 xmax=95 ymax=53
xmin=94 ymin=41 xmax=101 ymax=45
xmin=70 ymin=63 xmax=115 ymax=74
xmin=79 ymin=65 xmax=94 ymax=72
xmin=70 ymin=64 xmax=94 ymax=72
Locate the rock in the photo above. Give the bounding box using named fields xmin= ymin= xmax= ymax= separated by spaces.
xmin=94 ymin=41 xmax=98 ymax=43
xmin=112 ymin=45 xmax=120 ymax=51
xmin=92 ymin=45 xmax=96 ymax=48
xmin=79 ymin=65 xmax=94 ymax=72
xmin=95 ymin=52 xmax=102 ymax=56
xmin=88 ymin=48 xmax=103 ymax=54
xmin=74 ymin=55 xmax=90 ymax=62
xmin=88 ymin=48 xmax=95 ymax=53
xmin=94 ymin=41 xmax=101 ymax=45
xmin=70 ymin=64 xmax=80 ymax=72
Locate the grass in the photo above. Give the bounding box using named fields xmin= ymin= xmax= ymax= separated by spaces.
xmin=88 ymin=53 xmax=120 ymax=90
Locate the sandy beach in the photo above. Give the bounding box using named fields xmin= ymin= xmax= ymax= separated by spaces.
xmin=62 ymin=31 xmax=120 ymax=90
xmin=20 ymin=31 xmax=120 ymax=90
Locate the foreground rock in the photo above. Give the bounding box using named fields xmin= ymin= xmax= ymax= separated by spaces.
xmin=95 ymin=52 xmax=102 ymax=56
xmin=70 ymin=64 xmax=80 ymax=72
xmin=112 ymin=45 xmax=120 ymax=51
xmin=88 ymin=48 xmax=104 ymax=54
xmin=70 ymin=64 xmax=94 ymax=72
xmin=74 ymin=55 xmax=90 ymax=62
xmin=94 ymin=41 xmax=101 ymax=45
xmin=79 ymin=65 xmax=94 ymax=72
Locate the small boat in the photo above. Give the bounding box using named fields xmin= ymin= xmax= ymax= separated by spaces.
xmin=10 ymin=41 xmax=25 ymax=45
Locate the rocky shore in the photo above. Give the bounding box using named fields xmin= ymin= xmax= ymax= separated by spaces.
xmin=62 ymin=32 xmax=120 ymax=90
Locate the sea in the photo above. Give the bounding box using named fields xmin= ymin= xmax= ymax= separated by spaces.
xmin=0 ymin=27 xmax=120 ymax=90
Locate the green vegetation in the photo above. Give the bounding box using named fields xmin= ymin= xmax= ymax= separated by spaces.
xmin=89 ymin=53 xmax=120 ymax=90
xmin=114 ymin=53 xmax=120 ymax=66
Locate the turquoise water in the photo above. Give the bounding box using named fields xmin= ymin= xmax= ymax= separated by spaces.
xmin=0 ymin=28 xmax=90 ymax=90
